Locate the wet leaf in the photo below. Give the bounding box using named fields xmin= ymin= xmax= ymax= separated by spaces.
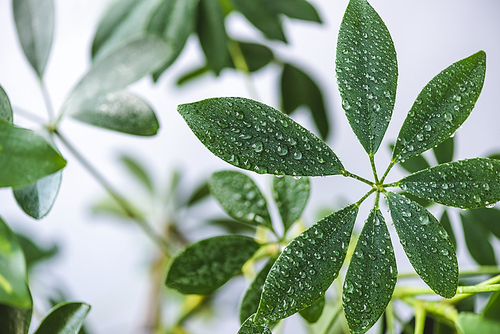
xmin=166 ymin=235 xmax=260 ymax=294
xmin=336 ymin=0 xmax=398 ymax=155
xmin=13 ymin=0 xmax=54 ymax=78
xmin=399 ymin=158 xmax=500 ymax=209
xmin=197 ymin=0 xmax=228 ymax=74
xmin=15 ymin=233 xmax=58 ymax=269
xmin=457 ymin=312 xmax=500 ymax=334
xmin=433 ymin=137 xmax=454 ymax=164
xmin=178 ymin=97 xmax=344 ymax=177
xmin=386 ymin=192 xmax=458 ymax=298
xmin=0 ymin=301 xmax=32 ymax=334
xmin=483 ymin=291 xmax=500 ymax=322
xmin=255 ymin=204 xmax=359 ymax=323
xmin=389 ymin=144 xmax=430 ymax=174
xmin=265 ymin=0 xmax=321 ymax=23
xmin=238 ymin=314 xmax=272 ymax=334
xmin=0 ymin=85 xmax=13 ymax=124
xmin=400 ymin=191 xmax=433 ymax=208
xmin=392 ymin=51 xmax=486 ymax=162
xmin=468 ymin=207 xmax=500 ymax=239
xmin=272 ymin=175 xmax=310 ymax=232
xmin=0 ymin=120 xmax=66 ymax=188
xmin=299 ymin=295 xmax=325 ymax=324
xmin=209 ymin=171 xmax=272 ymax=229
xmin=119 ymin=154 xmax=154 ymax=193
xmin=460 ymin=213 xmax=496 ymax=266
xmin=343 ymin=209 xmax=397 ymax=334
xmin=33 ymin=302 xmax=91 ymax=334
xmin=439 ymin=210 xmax=456 ymax=250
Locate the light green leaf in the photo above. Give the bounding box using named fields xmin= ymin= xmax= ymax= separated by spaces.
xmin=399 ymin=158 xmax=500 ymax=209
xmin=13 ymin=171 xmax=62 ymax=220
xmin=197 ymin=0 xmax=228 ymax=74
xmin=33 ymin=302 xmax=91 ymax=334
xmin=386 ymin=192 xmax=458 ymax=298
xmin=336 ymin=0 xmax=397 ymax=155
xmin=15 ymin=232 xmax=58 ymax=269
xmin=460 ymin=213 xmax=496 ymax=266
xmin=0 ymin=216 xmax=31 ymax=309
xmin=265 ymin=0 xmax=321 ymax=23
xmin=433 ymin=137 xmax=454 ymax=164
xmin=0 ymin=85 xmax=13 ymax=123
xmin=12 ymin=0 xmax=54 ymax=78
xmin=178 ymin=97 xmax=344 ymax=177
xmin=343 ymin=209 xmax=397 ymax=334
xmin=281 ymin=63 xmax=330 ymax=140
xmin=483 ymin=291 xmax=500 ymax=322
xmin=238 ymin=314 xmax=272 ymax=334
xmin=272 ymin=175 xmax=310 ymax=232
xmin=457 ymin=312 xmax=500 ymax=334
xmin=439 ymin=210 xmax=456 ymax=250
xmin=255 ymin=204 xmax=359 ymax=323
xmin=166 ymin=235 xmax=260 ymax=294
xmin=0 ymin=300 xmax=32 ymax=334
xmin=0 ymin=120 xmax=66 ymax=188
xmin=392 ymin=51 xmax=486 ymax=162
xmin=299 ymin=295 xmax=325 ymax=324
xmin=468 ymin=207 xmax=500 ymax=239
xmin=119 ymin=154 xmax=154 ymax=193
xmin=209 ymin=171 xmax=272 ymax=229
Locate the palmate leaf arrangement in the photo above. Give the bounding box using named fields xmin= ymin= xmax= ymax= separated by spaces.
xmin=167 ymin=0 xmax=499 ymax=333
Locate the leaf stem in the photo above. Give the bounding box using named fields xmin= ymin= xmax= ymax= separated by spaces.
xmin=39 ymin=79 xmax=55 ymax=121
xmin=449 ymin=273 xmax=500 ymax=304
xmin=374 ymin=191 xmax=380 ymax=210
xmin=380 ymin=160 xmax=396 ymax=184
xmin=319 ymin=301 xmax=343 ymax=334
xmin=386 ymin=301 xmax=395 ymax=334
xmin=227 ymin=40 xmax=260 ymax=100
xmin=343 ymin=170 xmax=374 ymax=186
xmin=369 ymin=154 xmax=380 ymax=184
xmin=12 ymin=106 xmax=47 ymax=124
xmin=398 ymin=266 xmax=500 ymax=279
xmin=356 ymin=188 xmax=376 ymax=207
xmin=414 ymin=300 xmax=426 ymax=334
xmin=383 ymin=182 xmax=399 ymax=188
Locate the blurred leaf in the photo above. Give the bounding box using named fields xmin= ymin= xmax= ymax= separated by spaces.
xmin=299 ymin=295 xmax=325 ymax=324
xmin=400 ymin=191 xmax=433 ymax=208
xmin=166 ymin=235 xmax=260 ymax=294
xmin=392 ymin=51 xmax=485 ymax=162
xmin=0 ymin=300 xmax=32 ymax=334
xmin=460 ymin=213 xmax=496 ymax=266
xmin=238 ymin=314 xmax=272 ymax=334
xmin=119 ymin=154 xmax=154 ymax=193
xmin=0 ymin=120 xmax=66 ymax=188
xmin=207 ymin=218 xmax=256 ymax=234
xmin=197 ymin=0 xmax=228 ymax=74
xmin=483 ymin=291 xmax=500 ymax=322
xmin=12 ymin=0 xmax=54 ymax=78
xmin=33 ymin=302 xmax=91 ymax=334
xmin=177 ymin=66 xmax=210 ymax=86
xmin=272 ymin=175 xmax=310 ymax=232
xmin=15 ymin=233 xmax=58 ymax=269
xmin=488 ymin=153 xmax=500 ymax=161
xmin=232 ymin=42 xmax=274 ymax=72
xmin=457 ymin=312 xmax=500 ymax=334
xmin=281 ymin=63 xmax=330 ymax=140
xmin=265 ymin=0 xmax=321 ymax=23
xmin=186 ymin=181 xmax=210 ymax=207
xmin=13 ymin=171 xmax=62 ymax=220
xmin=434 ymin=137 xmax=455 ymax=164
xmin=91 ymin=196 xmax=143 ymax=221
xmin=178 ymin=97 xmax=344 ymax=177
xmin=439 ymin=210 xmax=456 ymax=250
xmin=0 ymin=85 xmax=13 ymax=123
xmin=389 ymin=144 xmax=430 ymax=174
xmin=468 ymin=207 xmax=500 ymax=239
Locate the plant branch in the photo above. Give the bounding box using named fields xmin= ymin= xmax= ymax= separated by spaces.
xmin=319 ymin=301 xmax=343 ymax=334
xmin=227 ymin=40 xmax=260 ymax=100
xmin=380 ymin=160 xmax=396 ymax=184
xmin=12 ymin=106 xmax=47 ymax=124
xmin=356 ymin=188 xmax=376 ymax=207
xmin=343 ymin=170 xmax=374 ymax=186
xmin=369 ymin=154 xmax=380 ymax=184
xmin=398 ymin=266 xmax=500 ymax=279
xmin=414 ymin=300 xmax=426 ymax=334
xmin=39 ymin=79 xmax=55 ymax=121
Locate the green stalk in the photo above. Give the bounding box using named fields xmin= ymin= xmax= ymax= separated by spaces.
xmin=343 ymin=170 xmax=375 ymax=187
xmin=227 ymin=40 xmax=260 ymax=100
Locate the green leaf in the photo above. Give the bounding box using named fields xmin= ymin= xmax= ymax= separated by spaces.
xmin=281 ymin=63 xmax=330 ymax=140
xmin=240 ymin=257 xmax=276 ymax=324
xmin=0 ymin=301 xmax=32 ymax=334
xmin=186 ymin=181 xmax=210 ymax=207
xmin=272 ymin=175 xmax=310 ymax=232
xmin=178 ymin=97 xmax=344 ymax=177
xmin=389 ymin=144 xmax=430 ymax=174
xmin=166 ymin=235 xmax=260 ymax=294
xmin=229 ymin=42 xmax=274 ymax=72
xmin=255 ymin=204 xmax=359 ymax=323
xmin=433 ymin=137 xmax=454 ymax=164
xmin=119 ymin=154 xmax=154 ymax=193
xmin=483 ymin=291 xmax=500 ymax=322
xmin=12 ymin=0 xmax=54 ymax=78
xmin=439 ymin=210 xmax=456 ymax=250
xmin=468 ymin=207 xmax=500 ymax=239
xmin=336 ymin=0 xmax=398 ymax=155
xmin=457 ymin=312 xmax=500 ymax=334
xmin=230 ymin=0 xmax=286 ymax=42
xmin=209 ymin=171 xmax=272 ymax=229
xmin=238 ymin=314 xmax=272 ymax=334
xmin=400 ymin=191 xmax=433 ymax=208
xmin=177 ymin=65 xmax=210 ymax=86
xmin=386 ymin=192 xmax=458 ymax=298
xmin=0 ymin=120 xmax=66 ymax=188
xmin=15 ymin=232 xmax=58 ymax=269
xmin=33 ymin=302 xmax=91 ymax=334
xmin=13 ymin=171 xmax=62 ymax=220
xmin=460 ymin=213 xmax=496 ymax=266
xmin=488 ymin=153 xmax=500 ymax=161
xmin=0 ymin=85 xmax=13 ymax=124
xmin=399 ymin=158 xmax=500 ymax=209
xmin=207 ymin=218 xmax=256 ymax=234
xmin=265 ymin=0 xmax=321 ymax=23
xmin=299 ymin=295 xmax=325 ymax=324
xmin=392 ymin=51 xmax=486 ymax=162
xmin=343 ymin=209 xmax=397 ymax=334
xmin=0 ymin=217 xmax=31 ymax=309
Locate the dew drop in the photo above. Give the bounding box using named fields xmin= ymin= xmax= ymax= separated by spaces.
xmin=293 ymin=151 xmax=303 ymax=160
xmin=277 ymin=145 xmax=288 ymax=156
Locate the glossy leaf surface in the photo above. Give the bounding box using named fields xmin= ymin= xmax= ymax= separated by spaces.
xmin=272 ymin=175 xmax=310 ymax=232
xmin=197 ymin=0 xmax=228 ymax=74
xmin=439 ymin=210 xmax=456 ymax=250
xmin=33 ymin=302 xmax=91 ymax=334
xmin=166 ymin=236 xmax=260 ymax=294
xmin=265 ymin=0 xmax=321 ymax=23
xmin=299 ymin=295 xmax=325 ymax=324
xmin=238 ymin=314 xmax=272 ymax=334
xmin=178 ymin=97 xmax=344 ymax=176
xmin=0 ymin=85 xmax=13 ymax=123
xmin=255 ymin=204 xmax=359 ymax=323
xmin=209 ymin=171 xmax=272 ymax=229
xmin=0 ymin=301 xmax=32 ymax=334
xmin=13 ymin=171 xmax=62 ymax=220
xmin=386 ymin=192 xmax=458 ymax=298
xmin=468 ymin=207 xmax=500 ymax=239
xmin=0 ymin=120 xmax=66 ymax=188
xmin=336 ymin=0 xmax=397 ymax=154
xmin=13 ymin=0 xmax=54 ymax=78
xmin=433 ymin=137 xmax=454 ymax=164
xmin=393 ymin=51 xmax=486 ymax=162
xmin=457 ymin=312 xmax=500 ymax=334
xmin=343 ymin=209 xmax=397 ymax=334
xmin=460 ymin=213 xmax=496 ymax=266
xmin=399 ymin=158 xmax=500 ymax=209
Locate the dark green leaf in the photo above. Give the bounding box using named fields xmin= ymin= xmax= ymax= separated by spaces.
xmin=0 ymin=217 xmax=31 ymax=309
xmin=460 ymin=213 xmax=496 ymax=266
xmin=439 ymin=210 xmax=456 ymax=250
xmin=12 ymin=0 xmax=54 ymax=78
xmin=392 ymin=51 xmax=486 ymax=162
xmin=483 ymin=291 xmax=500 ymax=321
xmin=433 ymin=137 xmax=454 ymax=164
xmin=240 ymin=257 xmax=276 ymax=324
xmin=238 ymin=314 xmax=272 ymax=334
xmin=343 ymin=209 xmax=397 ymax=334
xmin=177 ymin=66 xmax=210 ymax=86
xmin=166 ymin=235 xmax=260 ymax=294
xmin=178 ymin=97 xmax=344 ymax=177
xmin=299 ymin=295 xmax=325 ymax=324
xmin=386 ymin=192 xmax=458 ymax=298
xmin=15 ymin=233 xmax=58 ymax=269
xmin=197 ymin=0 xmax=228 ymax=74
xmin=390 ymin=144 xmax=430 ymax=174
xmin=209 ymin=171 xmax=272 ymax=229
xmin=33 ymin=302 xmax=91 ymax=334
xmin=488 ymin=153 xmax=500 ymax=161
xmin=0 ymin=120 xmax=66 ymax=188
xmin=272 ymin=175 xmax=310 ymax=232
xmin=336 ymin=0 xmax=397 ymax=155
xmin=399 ymin=158 xmax=500 ymax=209
xmin=230 ymin=42 xmax=274 ymax=73
xmin=281 ymin=63 xmax=329 ymax=140
xmin=400 ymin=191 xmax=433 ymax=208
xmin=0 ymin=301 xmax=32 ymax=334
xmin=255 ymin=204 xmax=359 ymax=323
xmin=119 ymin=154 xmax=154 ymax=193
xmin=457 ymin=312 xmax=500 ymax=334
xmin=0 ymin=85 xmax=13 ymax=124
xmin=13 ymin=171 xmax=62 ymax=220
xmin=265 ymin=0 xmax=321 ymax=23
xmin=468 ymin=207 xmax=500 ymax=239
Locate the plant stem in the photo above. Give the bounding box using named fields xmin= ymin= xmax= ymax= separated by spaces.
xmin=449 ymin=273 xmax=500 ymax=304
xmin=12 ymin=106 xmax=47 ymax=124
xmin=342 ymin=170 xmax=374 ymax=187
xmin=369 ymin=154 xmax=380 ymax=184
xmin=398 ymin=266 xmax=500 ymax=279
xmin=414 ymin=300 xmax=426 ymax=334
xmin=380 ymin=160 xmax=396 ymax=184
xmin=356 ymin=189 xmax=376 ymax=207
xmin=227 ymin=40 xmax=260 ymax=100
xmin=386 ymin=301 xmax=395 ymax=334
xmin=54 ymin=129 xmax=170 ymax=254
xmin=39 ymin=79 xmax=55 ymax=121
xmin=373 ymin=191 xmax=380 ymax=210
xmin=395 ymin=284 xmax=500 ymax=298
xmin=319 ymin=302 xmax=343 ymax=334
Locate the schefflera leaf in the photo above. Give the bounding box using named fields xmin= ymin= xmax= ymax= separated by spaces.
xmin=33 ymin=302 xmax=91 ymax=334
xmin=273 ymin=175 xmax=310 ymax=232
xmin=299 ymin=295 xmax=325 ymax=324
xmin=343 ymin=209 xmax=397 ymax=334
xmin=255 ymin=204 xmax=359 ymax=323
xmin=392 ymin=51 xmax=486 ymax=163
xmin=166 ymin=236 xmax=260 ymax=294
xmin=399 ymin=158 xmax=500 ymax=209
xmin=178 ymin=97 xmax=344 ymax=177
xmin=209 ymin=171 xmax=273 ymax=229
xmin=336 ymin=0 xmax=398 ymax=155
xmin=238 ymin=314 xmax=272 ymax=334
xmin=386 ymin=192 xmax=458 ymax=298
